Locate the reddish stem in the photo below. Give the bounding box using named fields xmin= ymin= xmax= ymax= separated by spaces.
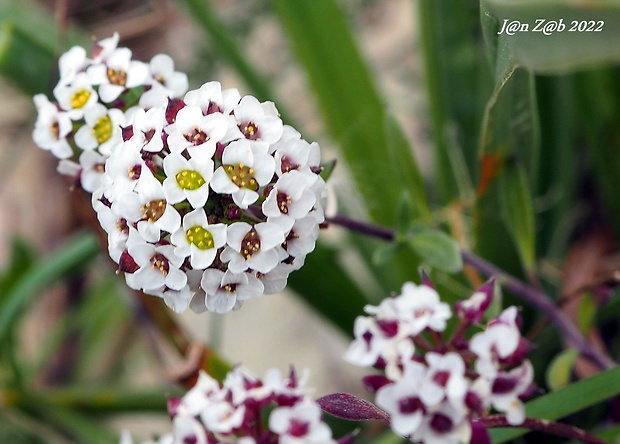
xmin=478 ymin=415 xmax=607 ymax=444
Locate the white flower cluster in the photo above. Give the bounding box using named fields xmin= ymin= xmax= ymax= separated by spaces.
xmin=32 ymin=34 xmax=327 ymax=314
xmin=121 ymin=367 xmax=337 ymax=444
xmin=345 ymin=280 xmax=534 ymax=444
xmin=33 ymin=33 xmax=188 ymax=192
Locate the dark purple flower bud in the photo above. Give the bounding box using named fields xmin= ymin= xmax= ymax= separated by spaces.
xmin=419 ymin=269 xmax=435 ymax=289
xmin=376 ymin=319 xmax=399 ymax=338
xmin=317 ymin=393 xmax=390 ymax=424
xmin=469 ymin=420 xmax=492 ymax=444
xmin=429 ymin=412 xmax=453 ymax=433
xmin=118 ymin=250 xmax=139 ymax=273
xmin=225 ymin=204 xmax=242 ymax=221
xmin=166 ymin=97 xmax=186 ymax=124
xmin=456 ymin=278 xmax=495 ymax=323
xmin=167 ymin=396 xmax=182 ymax=418
xmin=499 ymin=338 xmax=532 ymax=367
xmin=465 ymin=391 xmax=484 ymax=414
xmin=121 ymin=124 xmax=134 ymax=141
xmin=362 ymin=375 xmax=391 ymax=393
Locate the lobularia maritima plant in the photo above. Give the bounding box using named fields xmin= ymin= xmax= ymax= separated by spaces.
xmin=32 ymin=34 xmax=609 ymax=444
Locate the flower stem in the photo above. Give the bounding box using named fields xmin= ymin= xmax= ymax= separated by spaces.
xmin=479 ymin=415 xmax=607 ymax=444
xmin=326 ymin=215 xmax=616 ymax=370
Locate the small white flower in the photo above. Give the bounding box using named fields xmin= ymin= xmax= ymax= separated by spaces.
xmin=53 ymin=72 xmax=98 ymax=119
xmin=74 ymin=103 xmax=124 ymax=155
xmin=87 ymin=47 xmax=149 ymax=103
xmin=200 ymin=400 xmax=245 ymax=435
xmin=91 ymin=32 xmax=120 ymax=63
xmin=179 ymin=371 xmax=223 ymax=417
xmin=470 ymin=306 xmax=521 ymax=377
xmin=201 ymin=269 xmax=264 ymax=313
xmin=376 ymin=360 xmax=427 ymax=437
xmin=269 ymin=401 xmax=335 ymax=444
xmin=273 ymin=137 xmax=321 ymax=176
xmin=153 ymin=284 xmax=194 ymax=314
xmin=57 ymin=46 xmax=88 ymax=85
xmin=78 ymin=150 xmax=108 ymax=192
xmin=125 ymin=241 xmax=186 ymax=292
xmin=32 ymin=94 xmax=73 ymax=159
xmin=184 ymin=81 xmax=241 ymax=116
xmin=256 ymin=262 xmax=295 ymax=295
xmin=162 ymin=151 xmax=213 ymax=208
xmin=101 ymin=142 xmax=145 ymax=200
xmin=170 ymin=208 xmax=226 ymax=269
xmin=393 ymin=282 xmax=452 ymax=335
xmin=224 ymin=95 xmax=283 ymax=144
xmin=411 ymin=404 xmax=471 ymax=444
xmin=419 ymin=352 xmax=468 ymax=409
xmin=488 ymin=360 xmax=533 ymax=425
xmin=262 ymin=170 xmax=317 ymax=227
xmin=211 ymin=139 xmax=275 ymax=208
xmin=277 ymin=216 xmax=319 ymax=258
xmin=166 ymin=105 xmax=227 ymax=156
xmin=127 ymin=107 xmax=166 ymax=152
xmin=148 ymin=53 xmax=188 ymax=98
xmin=172 ymin=415 xmax=207 ymax=444
xmin=221 ymin=222 xmax=285 ymax=274
xmin=344 ymin=316 xmax=405 ymax=369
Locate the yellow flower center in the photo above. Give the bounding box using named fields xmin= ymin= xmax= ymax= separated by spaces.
xmin=92 ymin=115 xmax=113 ymax=144
xmin=107 ymin=68 xmax=127 ymax=86
xmin=224 ymin=164 xmax=258 ymax=190
xmin=141 ymin=200 xmax=166 ymax=223
xmin=175 ymin=170 xmax=206 ymax=190
xmin=186 ymin=226 xmax=215 ymax=250
xmin=70 ymin=89 xmax=91 ymax=109
xmin=241 ymin=228 xmax=260 ymax=259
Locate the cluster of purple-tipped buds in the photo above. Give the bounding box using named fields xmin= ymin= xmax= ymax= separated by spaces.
xmin=343 ymin=276 xmax=534 ymax=444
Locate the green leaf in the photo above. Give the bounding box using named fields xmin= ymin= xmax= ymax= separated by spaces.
xmin=372 ymin=242 xmax=401 ymax=267
xmin=0 ymin=0 xmax=88 ymax=95
xmin=0 ymin=232 xmax=99 ymax=342
xmin=578 ymin=293 xmax=597 ymax=335
xmin=418 ymin=0 xmax=491 ymax=203
xmin=272 ymin=0 xmax=429 ymax=225
xmin=178 ymin=0 xmax=292 ymax=123
xmin=408 ymin=229 xmax=463 ymax=274
xmin=545 ymin=348 xmax=578 ymax=391
xmin=497 ymin=157 xmax=536 ymax=271
xmin=490 ymin=365 xmax=620 ymax=443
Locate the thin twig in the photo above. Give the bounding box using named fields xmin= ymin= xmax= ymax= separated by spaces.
xmin=479 ymin=415 xmax=607 ymax=444
xmin=326 ymin=215 xmax=616 ymax=371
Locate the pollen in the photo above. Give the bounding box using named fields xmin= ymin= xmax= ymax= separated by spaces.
xmin=185 ymin=225 xmax=215 ymax=250
xmin=183 ymin=128 xmax=210 ymax=146
xmin=224 ymin=164 xmax=258 ymax=191
xmin=277 ymin=192 xmax=292 ymax=214
xmin=175 ymin=169 xmax=206 ymax=190
xmin=241 ymin=228 xmax=260 ymax=259
xmin=141 ymin=199 xmax=167 ymax=222
xmin=50 ymin=120 xmax=60 ymax=141
xmin=92 ymin=115 xmax=113 ymax=144
xmin=107 ymin=68 xmax=128 ymax=86
xmin=128 ymin=164 xmax=142 ymax=180
xmin=239 ymin=121 xmax=259 ymax=140
xmin=70 ymin=89 xmax=91 ymax=109
xmin=151 ymin=253 xmax=170 ymax=275
xmin=223 ymin=283 xmax=238 ymax=294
